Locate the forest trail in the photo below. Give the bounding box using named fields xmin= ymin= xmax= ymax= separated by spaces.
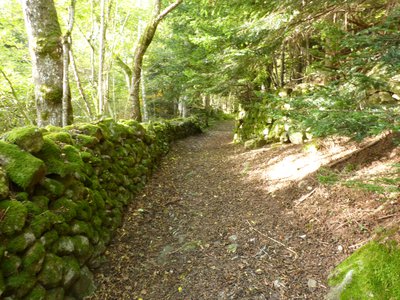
xmin=88 ymin=121 xmax=399 ymax=300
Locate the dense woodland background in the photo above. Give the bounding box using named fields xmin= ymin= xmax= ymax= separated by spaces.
xmin=0 ymin=0 xmax=399 ymax=140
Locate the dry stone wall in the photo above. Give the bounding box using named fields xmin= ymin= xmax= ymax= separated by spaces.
xmin=0 ymin=117 xmax=202 ymax=299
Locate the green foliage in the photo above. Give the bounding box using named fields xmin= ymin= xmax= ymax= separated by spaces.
xmin=317 ymin=168 xmax=340 ymax=185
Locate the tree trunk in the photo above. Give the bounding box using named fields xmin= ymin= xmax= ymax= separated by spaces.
xmin=61 ymin=0 xmax=76 ymax=127
xmin=98 ymin=0 xmax=107 ymax=116
xmin=21 ymin=0 xmax=64 ymax=127
xmin=141 ymin=70 xmax=148 ymax=121
xmin=70 ymin=49 xmax=92 ymax=117
xmin=280 ymin=42 xmax=286 ymax=87
xmin=129 ymin=0 xmax=182 ymax=122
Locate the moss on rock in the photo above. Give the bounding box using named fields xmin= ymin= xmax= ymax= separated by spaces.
xmin=1 ymin=254 xmax=21 ymax=276
xmin=0 ymin=200 xmax=28 ymax=236
xmin=52 ymin=236 xmax=75 ymax=256
xmin=62 ymin=256 xmax=80 ymax=288
xmin=0 ymin=270 xmax=5 ymax=297
xmin=40 ymin=178 xmax=65 ymax=198
xmin=38 ymin=254 xmax=64 ymax=288
xmin=5 ymin=270 xmax=36 ymax=298
xmin=23 ymin=241 xmax=46 ymax=274
xmin=50 ymin=198 xmax=77 ymax=222
xmin=2 ymin=126 xmax=44 ymax=153
xmin=30 ymin=210 xmax=63 ymax=238
xmin=70 ymin=266 xmax=95 ymax=299
xmin=0 ymin=141 xmax=46 ymax=190
xmin=31 ymin=196 xmax=49 ymax=212
xmin=328 ymin=240 xmax=400 ymax=299
xmin=39 ymin=230 xmax=59 ymax=249
xmin=45 ymin=287 xmax=64 ymax=300
xmin=24 ymin=284 xmax=46 ymax=300
xmin=7 ymin=231 xmax=36 ymax=253
xmin=0 ymin=167 xmax=9 ymax=199
xmin=44 ymin=132 xmax=73 ymax=145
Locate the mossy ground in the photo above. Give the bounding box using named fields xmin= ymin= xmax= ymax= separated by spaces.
xmin=329 ymin=241 xmax=400 ymax=299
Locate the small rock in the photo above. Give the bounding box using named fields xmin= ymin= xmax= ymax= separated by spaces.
xmin=308 ymin=278 xmax=317 ymax=290
xmin=228 ymin=235 xmax=237 ymax=242
xmin=338 ymin=245 xmax=343 ymax=252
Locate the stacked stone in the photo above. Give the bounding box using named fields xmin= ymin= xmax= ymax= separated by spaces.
xmin=0 ymin=117 xmax=202 ymax=299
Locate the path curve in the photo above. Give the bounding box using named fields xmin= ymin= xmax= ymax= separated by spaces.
xmin=88 ymin=121 xmax=339 ymax=300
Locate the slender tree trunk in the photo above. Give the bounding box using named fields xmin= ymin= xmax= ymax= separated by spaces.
xmin=70 ymin=50 xmax=92 ymax=117
xmin=280 ymin=42 xmax=286 ymax=87
xmin=98 ymin=0 xmax=106 ymax=116
xmin=141 ymin=70 xmax=148 ymax=121
xmin=61 ymin=0 xmax=76 ymax=127
xmin=129 ymin=0 xmax=183 ymax=121
xmin=21 ymin=0 xmax=64 ymax=127
xmin=0 ymin=69 xmax=33 ymax=123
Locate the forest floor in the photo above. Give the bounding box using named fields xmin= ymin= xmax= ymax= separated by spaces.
xmin=88 ymin=121 xmax=400 ymax=300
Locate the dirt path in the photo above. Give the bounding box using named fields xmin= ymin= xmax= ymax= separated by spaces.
xmin=88 ymin=121 xmax=397 ymax=300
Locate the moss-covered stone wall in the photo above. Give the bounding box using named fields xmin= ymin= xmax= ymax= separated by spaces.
xmin=234 ymin=100 xmax=312 ymax=149
xmin=0 ymin=117 xmax=202 ymax=299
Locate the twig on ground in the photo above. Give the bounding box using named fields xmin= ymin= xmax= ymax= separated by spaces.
xmin=294 ymin=188 xmax=316 ymax=206
xmin=246 ymin=220 xmax=298 ymax=259
xmin=349 ymin=239 xmax=370 ymax=249
xmin=378 ymin=214 xmax=399 ymax=220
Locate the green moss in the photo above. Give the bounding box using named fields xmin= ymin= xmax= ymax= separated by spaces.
xmin=1 ymin=254 xmax=21 ymax=276
xmin=39 ymin=84 xmax=62 ymax=104
xmin=74 ymin=134 xmax=99 ymax=148
xmin=30 ymin=211 xmax=63 ymax=238
xmin=23 ymin=201 xmax=44 ymax=216
xmin=31 ymin=196 xmax=49 ymax=212
xmin=45 ymin=288 xmax=64 ymax=300
xmin=53 ymin=222 xmax=70 ymax=236
xmin=16 ymin=192 xmax=29 ymax=202
xmin=7 ymin=231 xmax=36 ymax=253
xmin=2 ymin=126 xmax=44 ymax=153
xmin=0 ymin=167 xmax=9 ymax=199
xmin=68 ymin=123 xmax=103 ymax=141
xmin=0 ymin=270 xmax=5 ymax=297
xmin=44 ymin=132 xmax=73 ymax=144
xmin=34 ymin=138 xmax=70 ymax=177
xmin=70 ymin=266 xmax=95 ymax=299
xmin=38 ymin=254 xmax=64 ymax=288
xmin=24 ymin=284 xmax=46 ymax=300
xmin=50 ymin=198 xmax=77 ymax=222
xmin=6 ymin=270 xmax=36 ymax=298
xmin=62 ymin=256 xmax=80 ymax=288
xmin=40 ymin=178 xmax=65 ymax=198
xmin=0 ymin=200 xmax=28 ymax=236
xmin=52 ymin=236 xmax=75 ymax=255
xmin=39 ymin=230 xmax=58 ymax=249
xmin=75 ymin=200 xmax=93 ymax=221
xmin=70 ymin=220 xmax=96 ymax=242
xmin=328 ymin=241 xmax=400 ymax=299
xmin=0 ymin=141 xmax=46 ymax=189
xmin=72 ymin=235 xmax=92 ymax=263
xmin=23 ymin=242 xmax=46 ymax=274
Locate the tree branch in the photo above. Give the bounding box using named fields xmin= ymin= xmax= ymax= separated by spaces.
xmin=157 ymin=0 xmax=183 ymax=22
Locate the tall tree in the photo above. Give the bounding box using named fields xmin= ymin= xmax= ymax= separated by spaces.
xmin=62 ymin=0 xmax=76 ymax=126
xmin=20 ymin=0 xmax=65 ymax=127
xmin=129 ymin=0 xmax=182 ymax=121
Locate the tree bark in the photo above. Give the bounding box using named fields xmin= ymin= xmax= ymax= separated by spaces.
xmin=21 ymin=0 xmax=64 ymax=127
xmin=61 ymin=0 xmax=76 ymax=127
xmin=98 ymin=0 xmax=107 ymax=115
xmin=129 ymin=0 xmax=183 ymax=122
